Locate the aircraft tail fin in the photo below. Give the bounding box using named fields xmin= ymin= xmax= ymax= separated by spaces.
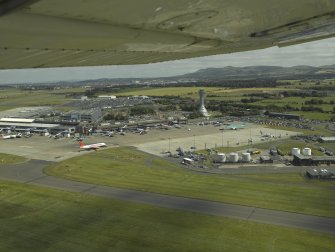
xmin=79 ymin=140 xmax=84 ymax=147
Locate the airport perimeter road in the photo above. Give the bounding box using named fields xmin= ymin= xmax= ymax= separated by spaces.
xmin=0 ymin=159 xmax=335 ymax=235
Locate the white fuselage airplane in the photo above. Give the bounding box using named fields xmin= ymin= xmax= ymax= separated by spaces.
xmin=79 ymin=140 xmax=106 ymax=151
xmin=2 ymin=133 xmax=22 ymax=139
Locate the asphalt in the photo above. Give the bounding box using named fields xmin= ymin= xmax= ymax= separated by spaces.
xmin=0 ymin=159 xmax=334 ymax=235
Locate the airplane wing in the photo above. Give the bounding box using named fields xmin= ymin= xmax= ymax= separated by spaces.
xmin=0 ymin=0 xmax=334 ymax=69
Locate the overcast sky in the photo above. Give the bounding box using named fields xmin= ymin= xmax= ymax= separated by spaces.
xmin=0 ymin=37 xmax=334 ymax=84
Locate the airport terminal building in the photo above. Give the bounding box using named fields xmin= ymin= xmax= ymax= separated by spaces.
xmin=0 ymin=118 xmax=75 ymax=134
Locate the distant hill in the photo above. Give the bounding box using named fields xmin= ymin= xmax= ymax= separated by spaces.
xmin=177 ymin=65 xmax=335 ymax=80
xmin=6 ymin=64 xmax=334 ymax=86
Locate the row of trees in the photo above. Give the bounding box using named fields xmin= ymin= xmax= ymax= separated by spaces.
xmin=305 ymin=99 xmax=335 ymax=105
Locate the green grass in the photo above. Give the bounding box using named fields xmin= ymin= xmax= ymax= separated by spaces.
xmin=0 ymin=87 xmax=86 ymax=109
xmin=0 ymin=153 xmax=27 ymax=164
xmin=320 ymin=142 xmax=335 ymax=153
xmin=46 ymin=147 xmax=335 ymax=218
xmin=288 ymin=111 xmax=334 ymax=121
xmin=0 ymin=180 xmax=334 ymax=252
xmin=115 ymin=87 xmax=292 ymax=98
xmin=0 ymin=91 xmax=68 ymax=107
xmin=263 ymin=124 xmax=334 ymax=136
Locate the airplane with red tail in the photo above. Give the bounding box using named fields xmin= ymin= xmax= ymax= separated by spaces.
xmin=79 ymin=140 xmax=106 ymax=151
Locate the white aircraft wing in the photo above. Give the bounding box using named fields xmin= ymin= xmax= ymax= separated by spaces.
xmin=0 ymin=0 xmax=334 ymax=69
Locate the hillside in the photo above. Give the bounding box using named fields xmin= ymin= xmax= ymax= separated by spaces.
xmin=178 ymin=65 xmax=335 ymax=80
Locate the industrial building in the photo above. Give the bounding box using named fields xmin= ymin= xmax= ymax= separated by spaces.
xmin=61 ymin=108 xmax=102 ymax=123
xmin=292 ymin=154 xmax=335 ymax=166
xmin=306 ymin=168 xmax=335 ymax=180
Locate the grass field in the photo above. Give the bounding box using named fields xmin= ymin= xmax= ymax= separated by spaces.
xmin=264 ymin=124 xmax=334 ymax=136
xmin=46 ymin=147 xmax=335 ymax=218
xmin=0 ymin=153 xmax=27 ymax=164
xmin=288 ymin=111 xmax=334 ymax=121
xmin=0 ymin=90 xmax=68 ymax=109
xmin=0 ymin=87 xmax=87 ymax=110
xmin=113 ymin=85 xmax=334 ymax=120
xmin=114 ymin=87 xmax=292 ymax=98
xmin=0 ymin=180 xmax=334 ymax=252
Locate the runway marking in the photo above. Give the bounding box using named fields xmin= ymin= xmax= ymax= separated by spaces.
xmin=24 ymin=175 xmax=48 ymax=184
xmin=19 ymin=146 xmax=33 ymax=148
xmin=81 ymin=186 xmax=97 ymax=193
xmin=247 ymin=207 xmax=256 ymax=220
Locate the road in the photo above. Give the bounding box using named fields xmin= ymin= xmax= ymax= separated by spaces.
xmin=0 ymin=159 xmax=334 ymax=235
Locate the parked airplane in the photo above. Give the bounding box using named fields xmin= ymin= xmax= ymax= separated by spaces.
xmin=79 ymin=140 xmax=107 ymax=151
xmin=135 ymin=128 xmax=147 ymax=135
xmin=102 ymin=131 xmax=114 ymax=137
xmin=2 ymin=133 xmax=22 ymax=139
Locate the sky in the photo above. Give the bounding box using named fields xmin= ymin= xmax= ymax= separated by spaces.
xmin=0 ymin=37 xmax=334 ymax=84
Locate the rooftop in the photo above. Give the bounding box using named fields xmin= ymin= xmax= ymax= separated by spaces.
xmin=0 ymin=118 xmax=35 ymax=123
xmin=0 ymin=122 xmax=60 ymax=129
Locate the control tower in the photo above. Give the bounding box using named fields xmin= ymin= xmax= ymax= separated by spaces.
xmin=198 ymin=89 xmax=209 ymax=117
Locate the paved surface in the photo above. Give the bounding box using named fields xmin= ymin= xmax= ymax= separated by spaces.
xmin=0 ymin=124 xmax=296 ymax=161
xmin=188 ymin=165 xmax=309 ymax=174
xmin=134 ymin=125 xmax=297 ymax=156
xmin=0 ymin=159 xmax=334 ymax=235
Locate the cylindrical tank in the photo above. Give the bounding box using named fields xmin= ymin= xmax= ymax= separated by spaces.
xmin=242 ymin=153 xmax=251 ymax=162
xmin=303 ymin=148 xmax=312 ymax=156
xmin=229 ymin=153 xmax=239 ymax=163
xmin=291 ymin=148 xmax=300 ymax=156
xmin=214 ymin=153 xmax=226 ymax=163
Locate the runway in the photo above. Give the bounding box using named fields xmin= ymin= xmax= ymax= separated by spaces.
xmin=0 ymin=159 xmax=334 ymax=235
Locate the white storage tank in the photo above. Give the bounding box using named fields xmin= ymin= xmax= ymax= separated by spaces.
xmin=303 ymin=148 xmax=312 ymax=156
xmin=214 ymin=153 xmax=226 ymax=163
xmin=229 ymin=153 xmax=239 ymax=163
xmin=242 ymin=153 xmax=251 ymax=162
xmin=291 ymin=148 xmax=300 ymax=156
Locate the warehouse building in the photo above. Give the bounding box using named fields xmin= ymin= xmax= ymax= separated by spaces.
xmin=306 ymin=168 xmax=335 ymax=180
xmin=292 ymin=154 xmax=335 ymax=166
xmin=318 ymin=136 xmax=335 ymax=143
